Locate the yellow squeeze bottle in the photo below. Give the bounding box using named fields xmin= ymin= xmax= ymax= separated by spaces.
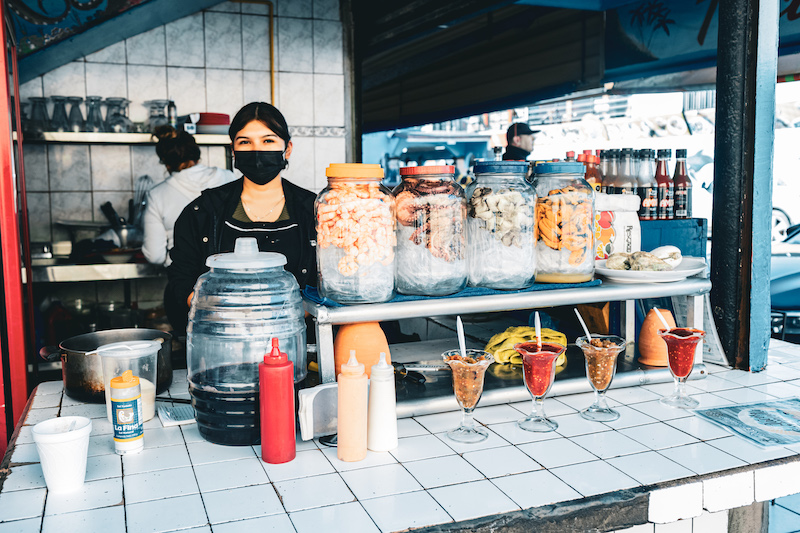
xmin=337 ymin=351 xmax=368 ymax=462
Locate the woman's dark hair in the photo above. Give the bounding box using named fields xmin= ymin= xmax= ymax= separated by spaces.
xmin=229 ymin=102 xmax=291 ymax=145
xmin=153 ymin=125 xmax=201 ymax=172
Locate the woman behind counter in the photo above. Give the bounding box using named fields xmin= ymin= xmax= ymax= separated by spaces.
xmin=165 ymin=102 xmax=317 ymax=335
xmin=142 ymin=126 xmax=235 ymax=266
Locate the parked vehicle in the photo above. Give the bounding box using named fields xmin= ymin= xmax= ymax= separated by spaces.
xmin=771 ymin=224 xmax=800 ymax=342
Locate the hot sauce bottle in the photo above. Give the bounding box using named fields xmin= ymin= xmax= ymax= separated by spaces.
xmin=612 ymin=148 xmax=638 ymax=196
xmin=637 ymin=149 xmax=658 ymax=220
xmin=259 ymin=338 xmax=296 ymax=464
xmin=655 ymin=149 xmax=674 ymax=220
xmin=584 ymin=154 xmax=602 ymax=192
xmin=673 ymin=149 xmax=692 ymax=219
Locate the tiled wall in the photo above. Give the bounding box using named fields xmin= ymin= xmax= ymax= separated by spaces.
xmin=20 ymin=0 xmax=347 ymax=306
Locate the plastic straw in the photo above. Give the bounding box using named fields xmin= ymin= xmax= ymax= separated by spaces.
xmin=653 ymin=308 xmax=671 ymax=331
xmin=457 ymin=316 xmax=467 ymax=358
xmin=574 ymin=308 xmax=592 ymax=341
xmin=534 ymin=312 xmax=542 ymax=349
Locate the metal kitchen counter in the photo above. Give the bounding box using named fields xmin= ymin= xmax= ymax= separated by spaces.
xmin=22 ymin=262 xmax=164 ymax=284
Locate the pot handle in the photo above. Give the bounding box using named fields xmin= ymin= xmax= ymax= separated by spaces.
xmin=39 ymin=345 xmax=63 ymax=362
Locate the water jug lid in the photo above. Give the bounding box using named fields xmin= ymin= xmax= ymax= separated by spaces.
xmin=206 ymin=237 xmax=287 ymax=270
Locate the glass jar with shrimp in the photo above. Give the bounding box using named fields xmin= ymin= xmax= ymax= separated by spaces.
xmin=393 ymin=166 xmax=467 ymax=296
xmin=315 ymin=164 xmax=396 ymax=304
xmin=532 ymin=162 xmax=595 ymax=283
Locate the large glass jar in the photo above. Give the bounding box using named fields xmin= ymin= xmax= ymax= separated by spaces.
xmin=187 ymin=238 xmax=306 ymax=446
xmin=532 ymin=162 xmax=595 ymax=283
xmin=394 ymin=166 xmax=467 ymax=295
xmin=467 ymin=161 xmax=537 ymax=289
xmin=315 ymin=164 xmax=396 ymax=304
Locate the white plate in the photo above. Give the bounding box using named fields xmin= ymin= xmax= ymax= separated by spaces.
xmin=595 ymin=256 xmax=707 ymax=283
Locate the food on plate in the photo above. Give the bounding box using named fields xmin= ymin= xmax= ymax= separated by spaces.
xmin=650 ymin=245 xmax=683 ymax=268
xmin=605 ymin=249 xmax=678 ymax=272
xmin=485 ymin=326 xmax=567 ymax=366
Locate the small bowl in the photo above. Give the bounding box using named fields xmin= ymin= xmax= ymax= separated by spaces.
xmin=101 ymin=249 xmax=136 ymax=264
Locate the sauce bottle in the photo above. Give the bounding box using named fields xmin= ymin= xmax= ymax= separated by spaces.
xmin=673 ymin=149 xmax=692 ymax=219
xmin=612 ymin=148 xmax=638 ymax=195
xmin=584 ymin=154 xmax=602 ymax=192
xmin=110 ymin=370 xmax=144 ymax=455
xmin=565 ymin=151 xmax=576 ymax=162
xmin=367 ymin=353 xmax=398 ymax=452
xmin=655 ymin=149 xmax=674 ymax=220
xmin=337 ymin=351 xmax=368 ymax=462
xmin=637 ymin=149 xmax=658 ymax=220
xmin=601 ymin=149 xmax=619 ymax=193
xmin=259 ymin=338 xmax=296 ymax=464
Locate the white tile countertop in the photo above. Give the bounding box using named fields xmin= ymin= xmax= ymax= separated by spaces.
xmin=3 ymin=339 xmax=800 ymax=533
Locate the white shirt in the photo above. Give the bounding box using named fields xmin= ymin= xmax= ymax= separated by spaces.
xmin=142 ymin=164 xmax=236 ymax=265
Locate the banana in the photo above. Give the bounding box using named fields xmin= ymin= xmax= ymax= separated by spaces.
xmin=484 ymin=326 xmax=568 ymax=366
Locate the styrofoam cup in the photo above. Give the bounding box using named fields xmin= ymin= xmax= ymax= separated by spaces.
xmin=32 ymin=416 xmax=92 ymax=493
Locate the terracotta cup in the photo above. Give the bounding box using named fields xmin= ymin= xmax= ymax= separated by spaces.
xmin=637 ymin=309 xmax=677 ymax=367
xmin=333 ymin=322 xmax=390 ymax=378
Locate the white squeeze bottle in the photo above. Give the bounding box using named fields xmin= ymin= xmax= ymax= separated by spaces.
xmin=337 ymin=351 xmax=368 ymax=462
xmin=367 ymin=352 xmax=398 ymax=452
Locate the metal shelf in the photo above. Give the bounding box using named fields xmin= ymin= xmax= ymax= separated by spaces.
xmin=23 ymin=262 xmax=164 ymax=283
xmin=305 ymin=276 xmax=712 ymax=383
xmin=25 ymin=132 xmax=231 ymax=145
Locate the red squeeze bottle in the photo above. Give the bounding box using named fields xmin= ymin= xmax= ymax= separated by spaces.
xmin=259 ymin=338 xmax=296 ymax=464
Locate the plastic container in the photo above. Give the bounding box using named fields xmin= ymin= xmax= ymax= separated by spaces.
xmin=533 ymin=162 xmax=595 ymax=283
xmin=367 ymin=353 xmax=398 ymax=452
xmin=467 ymin=161 xmax=537 ymax=290
xmin=316 ymin=164 xmax=396 ymax=304
xmin=97 ymin=340 xmax=159 ymax=423
xmin=394 ymin=165 xmax=467 ymax=295
xmin=259 ymin=338 xmax=296 ymax=464
xmin=337 ymin=351 xmax=368 ymax=462
xmin=187 ymin=237 xmax=306 ymax=446
xmin=110 ymin=370 xmax=144 ymax=454
xmin=32 ymin=416 xmax=92 ymax=493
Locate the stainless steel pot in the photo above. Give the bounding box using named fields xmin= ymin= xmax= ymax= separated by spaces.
xmin=40 ymin=328 xmax=173 ymax=403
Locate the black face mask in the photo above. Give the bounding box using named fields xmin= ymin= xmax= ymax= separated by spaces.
xmin=234 ymin=150 xmax=287 ymax=185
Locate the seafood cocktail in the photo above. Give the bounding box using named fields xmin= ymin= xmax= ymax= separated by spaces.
xmin=515 ymin=342 xmax=567 ymax=432
xmin=442 ymin=350 xmax=494 ymax=443
xmin=658 ymin=328 xmax=705 ymax=409
xmin=576 ymin=336 xmax=625 ymax=422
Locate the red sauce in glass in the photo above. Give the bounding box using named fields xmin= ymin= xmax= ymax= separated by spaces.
xmin=660 ymin=328 xmax=704 ymax=378
xmin=517 ymin=342 xmax=566 ymax=397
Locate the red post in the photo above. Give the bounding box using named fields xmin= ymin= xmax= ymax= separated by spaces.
xmin=0 ymin=3 xmax=30 ymax=451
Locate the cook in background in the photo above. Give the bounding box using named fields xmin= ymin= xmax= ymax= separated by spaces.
xmin=165 ymin=103 xmax=317 ymax=335
xmin=502 ymin=122 xmax=538 ymax=161
xmin=142 ymin=126 xmax=236 ymax=266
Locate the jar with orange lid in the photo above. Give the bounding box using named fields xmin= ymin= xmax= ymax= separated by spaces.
xmin=315 ymin=163 xmax=396 ymax=304
xmin=532 ymin=162 xmax=595 ymax=283
xmin=393 ymin=165 xmax=467 ymax=296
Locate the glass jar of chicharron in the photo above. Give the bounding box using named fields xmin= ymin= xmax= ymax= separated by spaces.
xmin=532 ymin=162 xmax=595 ymax=283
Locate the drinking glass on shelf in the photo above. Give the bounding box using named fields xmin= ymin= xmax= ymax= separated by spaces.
xmin=144 ymin=99 xmax=169 ymax=132
xmin=515 ymin=341 xmax=566 ymax=432
xmin=85 ymin=96 xmax=106 ymax=133
xmin=105 ymin=98 xmax=133 ymax=133
xmin=50 ymin=96 xmax=69 ymax=132
xmin=27 ymin=97 xmax=50 ymax=135
xmin=67 ymin=97 xmax=85 ymax=132
xmin=658 ymin=328 xmax=705 ymax=409
xmin=441 ymin=349 xmax=494 ymax=443
xmin=577 ymin=335 xmax=625 ymax=422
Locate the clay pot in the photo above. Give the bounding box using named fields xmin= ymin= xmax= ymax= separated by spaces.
xmin=638 ymin=309 xmax=677 ymax=367
xmin=334 ymin=322 xmax=391 ymax=378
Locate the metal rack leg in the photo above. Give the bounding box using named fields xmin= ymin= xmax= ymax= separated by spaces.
xmin=316 ymin=321 xmax=336 ymax=384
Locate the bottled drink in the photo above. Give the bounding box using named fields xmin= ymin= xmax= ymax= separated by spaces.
xmin=637 ymin=149 xmax=658 ymax=220
xmin=673 ymin=149 xmax=692 ymax=219
xmin=601 ymin=149 xmax=619 ymax=193
xmin=655 ymin=149 xmax=674 ymax=220
xmin=565 ymin=151 xmax=576 ymax=162
xmin=584 ymin=154 xmax=602 ymax=192
xmin=611 ymin=148 xmax=638 ymax=195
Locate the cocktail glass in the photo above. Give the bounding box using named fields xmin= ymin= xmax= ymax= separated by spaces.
xmin=515 ymin=342 xmax=566 ymax=432
xmin=442 ymin=349 xmax=494 ymax=443
xmin=658 ymin=328 xmax=705 ymax=409
xmin=577 ymin=335 xmax=625 ymax=422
